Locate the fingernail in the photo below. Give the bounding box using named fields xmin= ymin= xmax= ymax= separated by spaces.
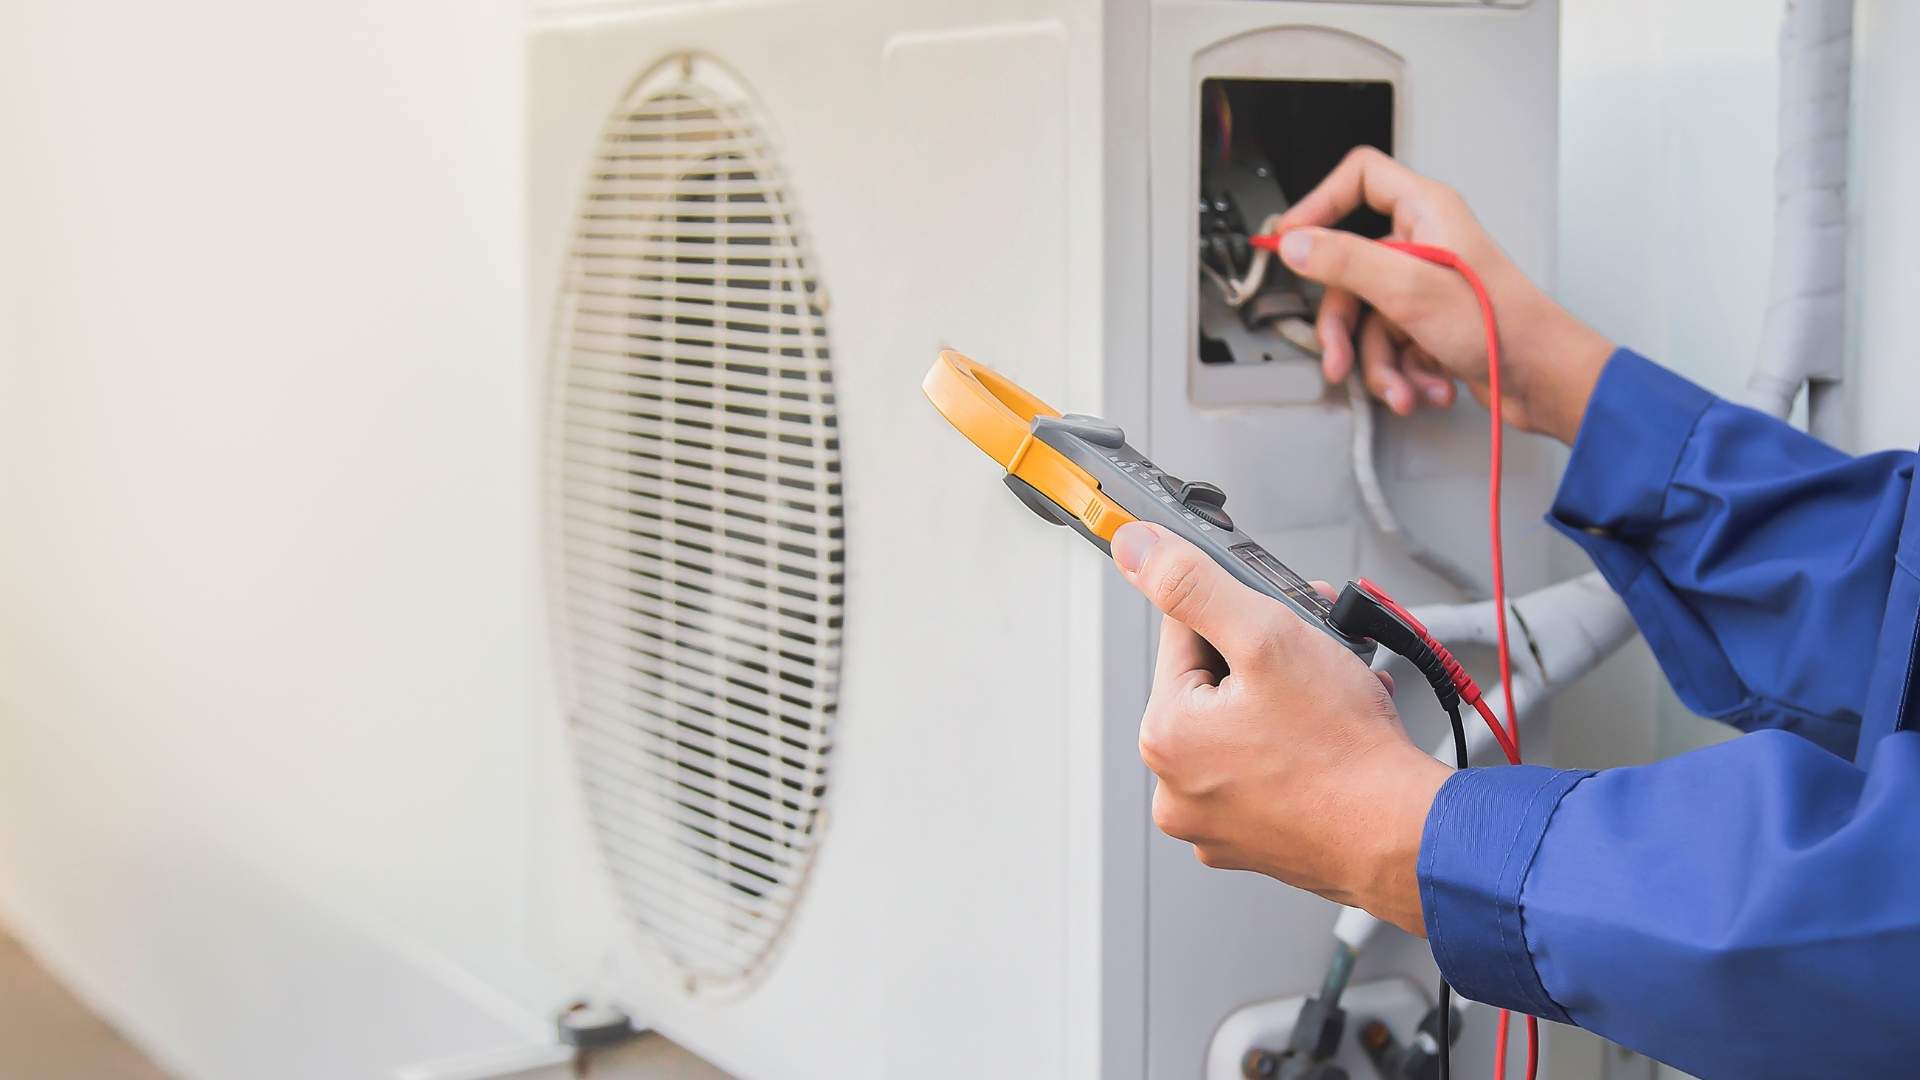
xmin=1279 ymin=229 xmax=1313 ymax=269
xmin=1112 ymin=522 xmax=1157 ymax=573
xmin=1388 ymin=386 xmax=1412 ymax=413
xmin=1426 ymin=384 xmax=1450 ymax=404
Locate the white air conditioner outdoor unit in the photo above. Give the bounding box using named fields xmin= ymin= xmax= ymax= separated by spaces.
xmin=524 ymin=2 xmax=1561 ymax=1077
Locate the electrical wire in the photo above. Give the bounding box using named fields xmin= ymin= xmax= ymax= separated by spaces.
xmin=1228 ymin=214 xmax=1286 ymax=306
xmin=1370 ymin=241 xmax=1520 ymax=749
xmin=1351 ymin=579 xmax=1519 ymax=766
xmin=1346 ymin=374 xmax=1488 ymax=596
xmin=1272 ymin=312 xmax=1486 ymax=596
xmin=1384 ymin=241 xmax=1533 ymax=1080
xmin=1256 ymin=230 xmax=1536 ymax=1080
xmin=1200 ymin=261 xmax=1238 ymax=305
xmin=1438 ymin=698 xmax=1468 ymax=1080
xmin=1205 ymin=213 xmax=1288 ymax=309
xmin=1490 ymin=1018 xmax=1513 ymax=1080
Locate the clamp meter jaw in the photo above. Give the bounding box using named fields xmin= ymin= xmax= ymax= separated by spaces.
xmin=923 ymin=350 xmax=1375 ymax=663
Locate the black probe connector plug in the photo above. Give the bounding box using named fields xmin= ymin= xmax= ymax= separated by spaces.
xmin=1326 ymin=581 xmax=1463 ymax=714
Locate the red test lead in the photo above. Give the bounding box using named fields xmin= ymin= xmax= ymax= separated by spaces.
xmin=1260 ymin=229 xmax=1535 ymax=1080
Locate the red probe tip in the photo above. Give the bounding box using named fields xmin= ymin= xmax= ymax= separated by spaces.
xmin=1248 ymin=233 xmax=1282 ymax=252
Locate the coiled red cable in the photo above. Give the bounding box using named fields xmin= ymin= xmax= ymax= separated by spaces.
xmin=1255 ymin=232 xmax=1537 ymax=1080
xmin=1379 ymin=242 xmax=1535 ymax=1080
xmin=1376 ymin=242 xmax=1522 ymax=766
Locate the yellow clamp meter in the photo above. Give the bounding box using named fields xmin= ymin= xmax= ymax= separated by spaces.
xmin=922 ymin=349 xmax=1375 ymax=661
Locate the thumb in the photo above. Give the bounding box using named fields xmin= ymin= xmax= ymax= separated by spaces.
xmin=1111 ymin=522 xmax=1288 ymax=670
xmin=1278 ymin=227 xmax=1456 ymax=331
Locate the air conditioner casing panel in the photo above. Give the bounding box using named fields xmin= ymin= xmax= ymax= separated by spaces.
xmin=527 ymin=3 xmax=1561 ymax=1077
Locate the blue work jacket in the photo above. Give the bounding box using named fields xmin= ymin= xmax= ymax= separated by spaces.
xmin=1419 ymin=349 xmax=1920 ymax=1078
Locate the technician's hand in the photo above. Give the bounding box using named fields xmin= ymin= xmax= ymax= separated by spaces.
xmin=1111 ymin=521 xmax=1450 ymax=935
xmin=1274 ymin=147 xmax=1613 ymax=444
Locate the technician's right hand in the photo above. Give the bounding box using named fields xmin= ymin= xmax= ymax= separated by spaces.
xmin=1110 ymin=520 xmax=1450 ymax=936
xmin=1274 ymin=147 xmax=1613 ymax=444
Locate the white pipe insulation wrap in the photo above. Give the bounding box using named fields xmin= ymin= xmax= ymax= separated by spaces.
xmin=1373 ymin=571 xmax=1636 ymax=734
xmin=1504 ymin=571 xmax=1638 ymax=690
xmin=1748 ymin=0 xmax=1855 ymax=419
xmin=1378 ymin=594 xmax=1539 ymax=683
xmin=1391 ymin=573 xmax=1634 ymax=697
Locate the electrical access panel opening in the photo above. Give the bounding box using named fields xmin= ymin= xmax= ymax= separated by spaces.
xmin=1197 ymin=77 xmax=1393 ymax=375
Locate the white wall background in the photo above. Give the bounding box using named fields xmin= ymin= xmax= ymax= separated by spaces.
xmin=0 ymin=1 xmax=563 ymax=1076
xmin=1559 ymin=0 xmax=1920 ymax=456
xmin=1559 ymin=0 xmax=1919 ymax=762
xmin=1848 ymin=1 xmax=1920 ymax=452
xmin=1560 ymin=0 xmax=1785 ymax=402
xmin=1557 ymin=0 xmax=1785 ymax=765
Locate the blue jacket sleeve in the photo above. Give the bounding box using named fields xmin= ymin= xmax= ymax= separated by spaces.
xmin=1423 ymin=732 xmax=1920 ymax=1078
xmin=1550 ymin=350 xmax=1916 ymax=758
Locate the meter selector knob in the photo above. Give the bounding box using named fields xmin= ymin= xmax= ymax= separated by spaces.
xmin=1177 ymin=481 xmax=1234 ymax=531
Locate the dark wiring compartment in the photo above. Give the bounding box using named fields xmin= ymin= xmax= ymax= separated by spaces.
xmin=1197 ymin=78 xmax=1393 ymax=367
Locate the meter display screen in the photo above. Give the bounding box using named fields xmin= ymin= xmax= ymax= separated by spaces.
xmin=1230 ymin=543 xmax=1331 ymax=617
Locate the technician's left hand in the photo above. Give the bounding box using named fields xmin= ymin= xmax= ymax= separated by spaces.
xmin=1111 ymin=520 xmax=1449 ymax=935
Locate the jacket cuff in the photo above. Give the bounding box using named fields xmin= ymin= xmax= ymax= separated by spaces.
xmin=1420 ymin=765 xmax=1592 ymax=1022
xmin=1549 ymin=349 xmax=1715 ymax=538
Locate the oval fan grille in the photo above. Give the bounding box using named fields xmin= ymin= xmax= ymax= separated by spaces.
xmin=549 ymin=60 xmax=842 ymax=991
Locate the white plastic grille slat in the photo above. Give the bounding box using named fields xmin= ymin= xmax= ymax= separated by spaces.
xmin=576 ymin=208 xmax=792 ymax=230
xmin=564 ymin=726 xmax=814 ymax=845
xmin=562 ymin=531 xmax=842 ymax=620
xmin=560 ymin=460 xmax=838 ymax=535
xmin=566 ymin=288 xmax=823 ymax=322
xmin=560 ymin=370 xmax=837 ymax=425
xmin=548 ymin=70 xmax=840 ymax=992
xmin=580 ymin=783 xmax=811 ymax=880
xmin=567 ymin=270 xmax=825 ymax=308
xmin=560 ymin=541 xmax=840 ymax=636
xmin=561 ymin=418 xmax=839 ymax=488
xmin=566 ymin=626 xmax=838 ymax=746
xmin=593 ymin=141 xmax=775 ymax=163
xmin=563 ymin=615 xmax=836 ymax=735
xmin=561 ymin=542 xmax=842 ymax=636
xmin=568 ymin=301 xmax=826 ymax=339
xmin=598 ymin=862 xmax=779 ymax=955
xmin=575 ymin=220 xmax=788 ymax=241
xmin=561 ymin=510 xmax=845 ymax=599
xmin=568 ymin=247 xmax=810 ymax=272
xmin=579 ymin=770 xmax=810 ymax=874
xmin=582 ymin=176 xmax=788 ymax=199
xmin=570 ymin=693 xmax=825 ymax=806
xmin=570 ymin=698 xmax=821 ymax=818
xmin=600 ymin=115 xmax=772 ymax=138
xmin=560 ymin=317 xmax=817 ymax=355
xmin=557 ymin=386 xmax=839 ymax=450
xmin=589 ymin=839 xmax=793 ymax=939
xmin=561 ymin=349 xmax=834 ymax=393
xmin=572 ymin=750 xmax=810 ymax=885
